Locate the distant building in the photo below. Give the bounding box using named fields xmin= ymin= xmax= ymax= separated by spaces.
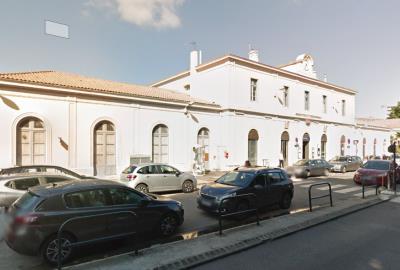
xmin=0 ymin=51 xmax=392 ymax=176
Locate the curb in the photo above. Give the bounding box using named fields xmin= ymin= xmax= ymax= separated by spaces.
xmin=64 ymin=195 xmax=392 ymax=270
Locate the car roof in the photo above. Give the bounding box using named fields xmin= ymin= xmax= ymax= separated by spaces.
xmin=236 ymin=166 xmax=283 ymax=173
xmin=29 ymin=179 xmax=124 ymax=197
xmin=128 ymin=163 xmax=175 ymax=168
xmin=0 ymin=174 xmax=75 ymax=181
xmin=366 ymin=160 xmax=391 ymax=163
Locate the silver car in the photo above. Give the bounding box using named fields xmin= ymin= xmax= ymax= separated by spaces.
xmin=119 ymin=163 xmax=197 ymax=193
xmin=0 ymin=174 xmax=77 ymax=208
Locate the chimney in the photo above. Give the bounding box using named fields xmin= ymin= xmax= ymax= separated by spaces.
xmin=323 ymin=74 xmax=328 ymax=82
xmin=190 ymin=50 xmax=202 ymax=72
xmin=248 ymin=49 xmax=259 ymax=62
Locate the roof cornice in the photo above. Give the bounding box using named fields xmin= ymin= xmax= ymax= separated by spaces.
xmin=152 ymin=54 xmax=357 ymax=95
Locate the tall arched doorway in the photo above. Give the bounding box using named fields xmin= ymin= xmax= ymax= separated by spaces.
xmin=152 ymin=124 xmax=169 ymax=163
xmin=321 ymin=134 xmax=327 ymax=160
xmin=197 ymin=128 xmax=210 ymax=170
xmin=248 ymin=129 xmax=259 ymax=166
xmin=362 ymin=138 xmax=366 ymax=159
xmin=340 ymin=135 xmax=346 ymax=156
xmin=302 ymin=133 xmax=310 ymax=160
xmin=281 ymin=131 xmax=289 ymax=166
xmin=16 ymin=117 xmax=46 ymax=165
xmin=94 ymin=121 xmax=116 ymax=176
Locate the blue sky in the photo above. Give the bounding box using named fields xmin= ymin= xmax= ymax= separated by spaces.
xmin=0 ymin=0 xmax=399 ymax=118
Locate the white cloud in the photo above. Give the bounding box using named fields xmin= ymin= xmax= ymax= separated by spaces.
xmin=85 ymin=0 xmax=185 ymax=29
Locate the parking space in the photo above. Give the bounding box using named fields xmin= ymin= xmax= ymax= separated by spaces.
xmin=0 ymin=171 xmax=373 ymax=269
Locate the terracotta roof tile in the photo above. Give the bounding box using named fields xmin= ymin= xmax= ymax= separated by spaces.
xmin=0 ymin=70 xmax=218 ymax=107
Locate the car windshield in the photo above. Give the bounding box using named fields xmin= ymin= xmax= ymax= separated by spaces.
xmin=362 ymin=161 xmax=389 ymax=171
xmin=294 ymin=160 xmax=308 ymax=166
xmin=216 ymin=171 xmax=255 ymax=187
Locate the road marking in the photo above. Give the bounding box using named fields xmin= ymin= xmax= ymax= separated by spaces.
xmin=317 ymin=184 xmax=347 ymax=191
xmin=353 ymin=190 xmax=377 ymax=197
xmin=294 ymin=180 xmax=315 ymax=186
xmin=391 ymin=197 xmax=400 ymax=203
xmin=335 ymin=187 xmax=361 ymax=193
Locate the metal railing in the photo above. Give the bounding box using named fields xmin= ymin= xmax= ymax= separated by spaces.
xmin=361 ymin=177 xmax=379 ymax=199
xmin=308 ymin=182 xmax=333 ymax=212
xmin=218 ymin=193 xmax=259 ymax=235
xmin=57 ymin=211 xmax=137 ymax=270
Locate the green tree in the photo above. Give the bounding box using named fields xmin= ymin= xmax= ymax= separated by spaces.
xmin=388 ymin=101 xmax=400 ymax=119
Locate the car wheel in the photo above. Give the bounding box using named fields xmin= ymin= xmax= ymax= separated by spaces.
xmin=158 ymin=213 xmax=178 ymax=236
xmin=324 ymin=169 xmax=329 ymax=176
xmin=41 ymin=234 xmax=74 ymax=266
xmin=135 ymin=183 xmax=149 ymax=193
xmin=182 ymin=180 xmax=194 ymax=193
xmin=305 ymin=170 xmax=311 ymax=178
xmin=341 ymin=166 xmax=347 ymax=173
xmin=280 ymin=192 xmax=292 ymax=209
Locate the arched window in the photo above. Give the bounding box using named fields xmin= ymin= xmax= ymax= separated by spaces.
xmin=302 ymin=133 xmax=310 ymax=160
xmin=340 ymin=135 xmax=346 ymax=156
xmin=152 ymin=124 xmax=169 ymax=163
xmin=321 ymin=134 xmax=327 ymax=160
xmin=94 ymin=121 xmax=116 ymax=176
xmin=373 ymin=138 xmax=377 ymax=157
xmin=248 ymin=129 xmax=259 ymax=166
xmin=281 ymin=131 xmax=289 ymax=166
xmin=16 ymin=117 xmax=45 ymax=165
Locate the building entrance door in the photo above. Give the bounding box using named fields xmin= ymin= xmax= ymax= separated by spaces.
xmin=94 ymin=121 xmax=116 ymax=176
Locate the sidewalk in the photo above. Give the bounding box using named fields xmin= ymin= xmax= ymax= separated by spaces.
xmin=65 ymin=193 xmax=393 ymax=270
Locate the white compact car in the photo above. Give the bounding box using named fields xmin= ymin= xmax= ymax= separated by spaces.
xmin=0 ymin=175 xmax=77 ymax=208
xmin=120 ymin=163 xmax=197 ymax=193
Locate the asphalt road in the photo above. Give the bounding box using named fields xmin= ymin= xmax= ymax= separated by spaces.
xmin=194 ymin=199 xmax=400 ymax=270
xmin=0 ymin=171 xmax=374 ymax=270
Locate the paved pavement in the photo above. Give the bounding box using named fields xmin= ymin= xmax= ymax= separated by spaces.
xmin=194 ymin=199 xmax=400 ymax=270
xmin=0 ymin=171 xmax=380 ymax=269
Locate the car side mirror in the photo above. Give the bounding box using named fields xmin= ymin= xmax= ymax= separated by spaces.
xmin=175 ymin=171 xmax=181 ymax=176
xmin=254 ymin=184 xmax=264 ymax=190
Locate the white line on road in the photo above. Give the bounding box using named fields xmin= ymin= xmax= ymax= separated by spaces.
xmin=294 ymin=180 xmax=316 ymax=186
xmin=353 ymin=190 xmax=377 ymax=197
xmin=317 ymin=184 xmax=347 ymax=191
xmin=335 ymin=186 xmax=361 ymax=194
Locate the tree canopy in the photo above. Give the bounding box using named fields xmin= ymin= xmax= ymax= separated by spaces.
xmin=388 ymin=101 xmax=400 ymax=119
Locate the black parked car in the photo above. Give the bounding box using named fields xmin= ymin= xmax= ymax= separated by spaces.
xmin=197 ymin=168 xmax=294 ymax=214
xmin=5 ymin=180 xmax=184 ymax=265
xmin=285 ymin=159 xmax=333 ymax=178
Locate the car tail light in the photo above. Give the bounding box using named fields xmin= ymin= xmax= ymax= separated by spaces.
xmin=127 ymin=175 xmax=137 ymax=181
xmin=14 ymin=214 xmax=41 ymax=225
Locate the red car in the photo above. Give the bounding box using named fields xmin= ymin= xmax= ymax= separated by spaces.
xmin=353 ymin=160 xmax=400 ymax=186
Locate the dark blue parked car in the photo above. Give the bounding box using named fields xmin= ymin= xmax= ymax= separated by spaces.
xmin=197 ymin=167 xmax=294 ymax=214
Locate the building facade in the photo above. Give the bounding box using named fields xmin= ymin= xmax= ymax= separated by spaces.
xmin=0 ymin=51 xmax=392 ymax=176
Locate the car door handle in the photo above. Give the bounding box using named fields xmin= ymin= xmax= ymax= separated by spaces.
xmin=163 ymin=175 xmax=167 ymax=178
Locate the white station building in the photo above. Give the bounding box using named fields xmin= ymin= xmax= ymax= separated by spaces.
xmin=0 ymin=50 xmax=392 ymax=176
